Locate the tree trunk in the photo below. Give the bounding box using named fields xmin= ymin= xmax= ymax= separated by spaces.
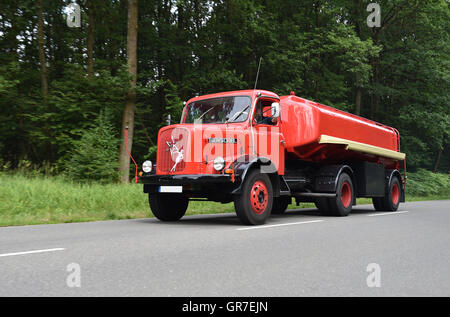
xmin=355 ymin=74 xmax=362 ymax=115
xmin=38 ymin=0 xmax=48 ymax=101
xmin=119 ymin=0 xmax=138 ymax=184
xmin=38 ymin=0 xmax=52 ymax=162
xmin=87 ymin=0 xmax=95 ymax=77
xmin=177 ymin=2 xmax=184 ymax=82
xmin=371 ymin=32 xmax=381 ymax=120
xmin=355 ymin=86 xmax=362 ymax=115
xmin=433 ymin=147 xmax=443 ymax=173
xmin=353 ymin=0 xmax=362 ymax=116
xmin=353 ymin=0 xmax=361 ymax=37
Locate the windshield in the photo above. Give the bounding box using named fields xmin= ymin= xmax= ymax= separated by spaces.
xmin=183 ymin=96 xmax=252 ymax=124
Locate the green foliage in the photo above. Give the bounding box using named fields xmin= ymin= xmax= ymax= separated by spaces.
xmin=164 ymin=80 xmax=185 ymax=124
xmin=406 ymin=169 xmax=450 ymax=197
xmin=65 ymin=110 xmax=119 ymax=183
xmin=0 ymin=0 xmax=449 ymax=175
xmin=147 ymin=145 xmax=157 ymax=162
xmin=31 ymin=65 xmax=129 ymax=167
xmin=365 ymin=0 xmax=450 ymax=171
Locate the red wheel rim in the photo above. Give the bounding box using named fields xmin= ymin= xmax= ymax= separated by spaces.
xmin=392 ymin=183 xmax=399 ymax=205
xmin=250 ymin=180 xmax=268 ymax=214
xmin=340 ymin=182 xmax=351 ymax=208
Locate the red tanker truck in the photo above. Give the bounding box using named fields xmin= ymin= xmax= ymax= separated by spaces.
xmin=138 ymin=90 xmax=406 ymax=225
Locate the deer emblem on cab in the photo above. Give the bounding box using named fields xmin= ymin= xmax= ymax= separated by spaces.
xmin=166 ymin=136 xmax=184 ymax=172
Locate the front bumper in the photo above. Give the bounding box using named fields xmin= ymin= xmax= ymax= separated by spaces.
xmin=140 ymin=173 xmax=232 ymax=185
xmin=141 ymin=174 xmax=236 ymax=199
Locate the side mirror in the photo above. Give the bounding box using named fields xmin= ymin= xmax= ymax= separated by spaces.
xmin=271 ymin=102 xmax=280 ymax=118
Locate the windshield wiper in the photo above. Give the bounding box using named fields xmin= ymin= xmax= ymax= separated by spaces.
xmin=197 ymin=105 xmax=218 ymax=121
xmin=228 ymin=105 xmax=250 ymax=122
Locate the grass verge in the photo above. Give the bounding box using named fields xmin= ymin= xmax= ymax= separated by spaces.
xmin=0 ymin=172 xmax=448 ymax=227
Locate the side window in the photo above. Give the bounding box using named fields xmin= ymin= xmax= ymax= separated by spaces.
xmin=254 ymin=99 xmax=277 ymax=125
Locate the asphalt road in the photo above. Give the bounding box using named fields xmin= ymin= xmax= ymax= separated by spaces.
xmin=0 ymin=200 xmax=449 ymax=296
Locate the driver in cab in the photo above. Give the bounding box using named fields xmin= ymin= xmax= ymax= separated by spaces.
xmin=254 ymin=101 xmax=277 ymax=125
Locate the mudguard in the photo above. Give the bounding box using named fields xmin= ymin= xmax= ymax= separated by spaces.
xmin=231 ymin=156 xmax=280 ymax=196
xmin=314 ymin=164 xmax=355 ymax=193
xmin=313 ymin=165 xmax=355 ymax=205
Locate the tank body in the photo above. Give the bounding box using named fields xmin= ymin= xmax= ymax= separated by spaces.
xmin=280 ymin=95 xmax=401 ymax=166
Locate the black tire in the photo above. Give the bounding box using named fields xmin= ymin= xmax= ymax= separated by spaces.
xmin=234 ymin=169 xmax=273 ymax=225
xmin=385 ymin=176 xmax=401 ymax=211
xmin=327 ymin=172 xmax=354 ymax=217
xmin=373 ymin=176 xmax=401 ymax=212
xmin=315 ymin=198 xmax=332 ymax=216
xmin=272 ymin=197 xmax=291 ymax=214
xmin=149 ymin=193 xmax=189 ymax=221
xmin=372 ymin=197 xmax=386 ymax=211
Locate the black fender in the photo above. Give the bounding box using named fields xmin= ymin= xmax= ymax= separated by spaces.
xmin=386 ymin=169 xmax=405 ymax=202
xmin=314 ymin=164 xmax=356 ymax=205
xmin=231 ymin=156 xmax=280 ymax=196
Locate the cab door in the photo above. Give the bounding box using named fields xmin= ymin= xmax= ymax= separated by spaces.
xmin=252 ymin=98 xmax=285 ymax=175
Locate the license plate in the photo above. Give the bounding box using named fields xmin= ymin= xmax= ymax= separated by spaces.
xmin=159 ymin=186 xmax=183 ymax=193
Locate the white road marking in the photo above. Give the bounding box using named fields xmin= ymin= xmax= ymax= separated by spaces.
xmin=367 ymin=211 xmax=409 ymax=217
xmin=0 ymin=248 xmax=65 ymax=258
xmin=236 ymin=220 xmax=324 ymax=231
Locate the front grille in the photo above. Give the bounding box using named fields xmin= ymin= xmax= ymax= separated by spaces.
xmin=157 ymin=127 xmax=188 ymax=173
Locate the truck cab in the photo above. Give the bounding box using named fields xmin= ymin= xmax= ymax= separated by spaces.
xmin=140 ymin=90 xmax=406 ymax=225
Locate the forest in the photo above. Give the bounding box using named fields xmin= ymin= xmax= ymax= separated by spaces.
xmin=0 ymin=0 xmax=449 ymax=184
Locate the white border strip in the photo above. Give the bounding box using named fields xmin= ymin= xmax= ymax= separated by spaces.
xmin=237 ymin=220 xmax=324 ymax=231
xmin=318 ymin=134 xmax=406 ymax=160
xmin=0 ymin=248 xmax=65 ymax=258
xmin=367 ymin=211 xmax=409 ymax=217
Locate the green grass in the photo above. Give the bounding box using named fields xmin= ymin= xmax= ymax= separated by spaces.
xmin=0 ymin=173 xmax=237 ymax=226
xmin=0 ymin=171 xmax=448 ymax=227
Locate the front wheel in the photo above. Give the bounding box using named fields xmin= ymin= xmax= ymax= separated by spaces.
xmin=149 ymin=193 xmax=189 ymax=221
xmin=234 ymin=169 xmax=273 ymax=225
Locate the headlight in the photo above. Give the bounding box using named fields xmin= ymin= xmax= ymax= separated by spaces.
xmin=142 ymin=160 xmax=153 ymax=173
xmin=213 ymin=157 xmax=225 ymax=171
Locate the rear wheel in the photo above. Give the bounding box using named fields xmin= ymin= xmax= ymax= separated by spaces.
xmin=234 ymin=169 xmax=273 ymax=225
xmin=272 ymin=197 xmax=291 ymax=214
xmin=149 ymin=193 xmax=189 ymax=221
xmin=315 ymin=198 xmax=332 ymax=215
xmin=327 ymin=172 xmax=354 ymax=217
xmin=372 ymin=176 xmax=401 ymax=212
xmin=372 ymin=197 xmax=386 ymax=211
